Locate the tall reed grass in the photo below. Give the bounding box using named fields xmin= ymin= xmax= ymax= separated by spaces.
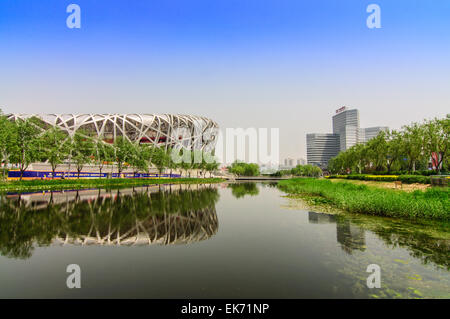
xmin=278 ymin=178 xmax=449 ymax=220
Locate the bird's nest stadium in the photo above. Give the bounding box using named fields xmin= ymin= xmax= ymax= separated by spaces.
xmin=7 ymin=113 xmax=219 ymax=151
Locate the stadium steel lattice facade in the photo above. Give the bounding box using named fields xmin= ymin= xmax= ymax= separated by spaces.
xmin=7 ymin=113 xmax=219 ymax=152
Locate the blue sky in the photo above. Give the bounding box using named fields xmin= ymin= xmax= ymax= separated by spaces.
xmin=1 ymin=0 xmax=449 ymax=159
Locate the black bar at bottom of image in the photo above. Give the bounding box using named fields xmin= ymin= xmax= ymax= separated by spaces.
xmin=0 ymin=299 xmax=446 ymax=317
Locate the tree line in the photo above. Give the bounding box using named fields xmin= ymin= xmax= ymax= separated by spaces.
xmin=328 ymin=116 xmax=449 ymax=175
xmin=272 ymin=164 xmax=323 ymax=177
xmin=228 ymin=161 xmax=260 ymax=176
xmin=0 ymin=112 xmax=220 ymax=180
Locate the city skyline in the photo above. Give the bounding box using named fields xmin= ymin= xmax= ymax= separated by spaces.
xmin=307 ymin=107 xmax=389 ymax=167
xmin=1 ymin=1 xmax=449 ymax=160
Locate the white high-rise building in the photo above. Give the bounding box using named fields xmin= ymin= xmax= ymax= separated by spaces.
xmin=306 ymin=107 xmax=389 ymax=167
xmin=306 ymin=133 xmax=340 ymax=167
xmin=362 ymin=126 xmax=389 ymax=143
xmin=332 ymin=107 xmax=360 ymax=151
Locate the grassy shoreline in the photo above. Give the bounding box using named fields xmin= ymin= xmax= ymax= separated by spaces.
xmin=326 ymin=174 xmax=433 ymax=184
xmin=278 ymin=178 xmax=449 ymax=220
xmin=0 ymin=177 xmax=225 ymax=192
xmin=329 ymin=178 xmax=430 ymax=192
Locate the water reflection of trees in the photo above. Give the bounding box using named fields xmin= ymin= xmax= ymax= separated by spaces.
xmin=228 ymin=183 xmax=259 ymax=199
xmin=0 ymin=185 xmax=219 ymax=259
xmin=358 ymin=220 xmax=450 ymax=270
xmin=308 ymin=211 xmax=449 ymax=269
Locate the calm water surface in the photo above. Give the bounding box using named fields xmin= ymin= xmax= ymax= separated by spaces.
xmin=0 ymin=182 xmax=448 ymax=298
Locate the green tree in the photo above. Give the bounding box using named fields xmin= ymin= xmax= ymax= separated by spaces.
xmin=205 ymin=157 xmax=220 ymax=178
xmin=166 ymin=147 xmax=180 ymax=177
xmin=9 ymin=118 xmax=41 ymax=180
xmin=245 ymin=163 xmax=259 ymax=176
xmin=291 ymin=164 xmax=304 ymax=176
xmin=71 ymin=131 xmax=95 ymax=178
xmin=328 ymin=156 xmax=343 ymax=174
xmin=113 ymin=136 xmax=135 ymax=176
xmin=327 ymin=115 xmax=449 ymax=175
xmin=152 ymin=146 xmax=170 ymax=176
xmin=180 ymin=160 xmax=192 ymax=178
xmin=401 ymin=123 xmax=425 ymax=172
xmin=365 ymin=132 xmax=388 ymax=171
xmin=129 ymin=144 xmax=150 ymax=176
xmin=94 ymin=139 xmax=114 ymax=177
xmin=423 ymin=117 xmax=449 ymax=173
xmin=229 ymin=161 xmax=260 ymax=176
xmin=194 ymin=150 xmax=208 ymax=178
xmin=230 ymin=163 xmax=245 ymax=176
xmin=168 ymin=146 xmax=192 ymax=177
xmin=385 ymin=130 xmax=403 ymax=173
xmin=0 ymin=113 xmax=16 ymax=180
xmin=141 ymin=144 xmax=156 ymax=173
xmin=40 ymin=126 xmax=70 ymax=178
xmin=300 ymin=164 xmax=322 ymax=177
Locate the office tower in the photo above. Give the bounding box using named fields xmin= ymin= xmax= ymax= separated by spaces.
xmin=332 ymin=107 xmax=360 ymax=151
xmin=306 ymin=133 xmax=340 ymax=167
xmin=363 ymin=126 xmax=389 ymax=143
xmin=306 ymin=107 xmax=388 ymax=167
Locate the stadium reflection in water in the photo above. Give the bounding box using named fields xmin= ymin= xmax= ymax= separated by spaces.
xmin=0 ymin=184 xmax=219 ymax=259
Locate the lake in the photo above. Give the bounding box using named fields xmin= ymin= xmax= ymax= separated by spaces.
xmin=0 ymin=182 xmax=448 ymax=298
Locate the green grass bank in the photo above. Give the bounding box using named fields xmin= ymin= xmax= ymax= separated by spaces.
xmin=0 ymin=178 xmax=224 ymax=193
xmin=278 ymin=178 xmax=449 ymax=220
xmin=326 ymin=174 xmax=432 ymax=184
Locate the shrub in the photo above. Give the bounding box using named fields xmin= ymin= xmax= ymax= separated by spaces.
xmin=229 ymin=161 xmax=260 ymax=176
xmin=271 ymin=170 xmax=291 ymax=177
